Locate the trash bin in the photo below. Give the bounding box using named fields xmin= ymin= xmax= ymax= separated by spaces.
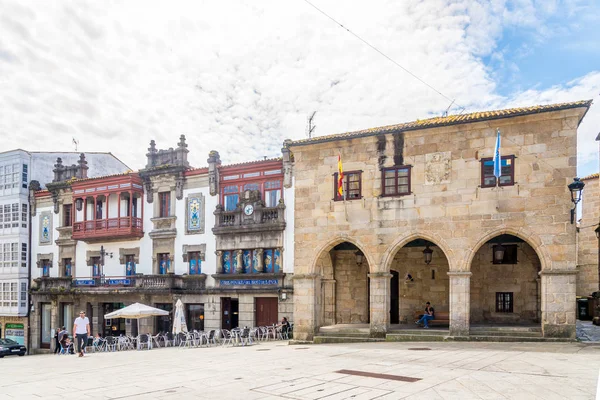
xmin=577 ymin=298 xmax=590 ymax=320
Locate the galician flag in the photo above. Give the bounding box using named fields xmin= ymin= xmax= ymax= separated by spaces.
xmin=337 ymin=153 xmax=344 ymax=198
xmin=493 ymin=128 xmax=501 ymax=180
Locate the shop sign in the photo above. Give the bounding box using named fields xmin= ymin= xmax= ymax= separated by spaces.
xmin=74 ymin=279 xmax=95 ymax=286
xmin=5 ymin=323 xmax=25 ymax=345
xmin=220 ymin=279 xmax=278 ymax=286
xmin=108 ymin=279 xmax=131 ymax=286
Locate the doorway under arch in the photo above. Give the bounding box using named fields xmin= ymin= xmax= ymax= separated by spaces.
xmin=389 ymin=239 xmax=450 ymax=326
xmin=470 ymin=234 xmax=541 ymax=326
xmin=316 ymin=241 xmax=370 ymax=328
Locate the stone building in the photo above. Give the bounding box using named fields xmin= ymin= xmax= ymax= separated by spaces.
xmin=0 ymin=149 xmax=128 ymax=349
xmin=28 ymin=138 xmax=294 ymax=352
xmin=287 ymin=100 xmax=592 ymax=341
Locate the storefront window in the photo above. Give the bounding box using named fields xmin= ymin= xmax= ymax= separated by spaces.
xmin=62 ymin=303 xmax=74 ymax=331
xmin=41 ymin=303 xmax=52 ymax=348
xmin=187 ymin=304 xmax=204 ymax=332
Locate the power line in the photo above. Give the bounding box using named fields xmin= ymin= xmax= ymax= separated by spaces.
xmin=303 ymin=0 xmax=466 ymax=114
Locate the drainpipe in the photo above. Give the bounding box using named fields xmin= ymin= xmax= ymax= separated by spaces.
xmin=26 ymin=185 xmax=33 ymax=355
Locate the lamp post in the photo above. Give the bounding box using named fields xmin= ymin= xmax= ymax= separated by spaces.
xmin=493 ymin=244 xmax=506 ymax=264
xmin=568 ymin=177 xmax=585 ymax=224
xmin=99 ymin=245 xmax=112 ymax=285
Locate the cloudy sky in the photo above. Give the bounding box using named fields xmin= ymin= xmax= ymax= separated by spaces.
xmin=1 ymin=0 xmax=599 ymax=176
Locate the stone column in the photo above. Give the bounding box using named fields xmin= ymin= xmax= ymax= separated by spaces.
xmin=235 ymin=250 xmax=243 ymax=274
xmin=448 ymin=271 xmax=471 ymax=337
xmin=256 ymin=248 xmax=264 ymax=273
xmin=292 ymin=274 xmax=320 ymax=341
xmin=368 ymin=272 xmax=392 ymax=338
xmin=536 ymin=278 xmax=541 ymax=322
xmin=91 ymin=303 xmax=100 ymax=335
xmin=539 ymin=269 xmax=577 ymax=338
xmin=215 ymin=251 xmax=223 ymax=274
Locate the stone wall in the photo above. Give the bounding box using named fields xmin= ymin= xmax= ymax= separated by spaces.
xmin=333 ymin=250 xmax=369 ymax=323
xmin=470 ymin=244 xmax=540 ymax=323
xmin=391 ymin=247 xmax=449 ymax=323
xmin=577 ymin=175 xmax=599 ymax=296
xmin=289 ymin=106 xmax=588 ymax=340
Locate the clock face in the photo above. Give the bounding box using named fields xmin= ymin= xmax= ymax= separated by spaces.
xmin=244 ymin=204 xmax=254 ymax=216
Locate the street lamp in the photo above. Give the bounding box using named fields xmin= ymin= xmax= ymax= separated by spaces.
xmin=355 ymin=251 xmax=364 ymax=266
xmin=423 ymin=245 xmax=433 ymax=265
xmin=493 ymin=244 xmax=506 ymax=264
xmin=568 ymin=177 xmax=585 ymax=224
xmin=99 ymin=245 xmax=113 ymax=284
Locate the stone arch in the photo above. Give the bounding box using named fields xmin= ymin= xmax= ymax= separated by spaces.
xmin=464 ymin=226 xmax=550 ymax=272
xmin=309 ymin=234 xmax=376 ymax=275
xmin=381 ymin=230 xmax=456 ymax=273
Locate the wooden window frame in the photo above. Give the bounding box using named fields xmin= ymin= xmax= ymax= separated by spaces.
xmin=381 ymin=165 xmax=412 ymax=197
xmin=333 ymin=170 xmax=362 ymax=201
xmin=496 ymin=292 xmax=514 ymax=313
xmin=63 ymin=204 xmax=72 ymax=227
xmin=158 ymin=192 xmax=171 ymax=218
xmin=480 ymin=155 xmax=515 ymax=188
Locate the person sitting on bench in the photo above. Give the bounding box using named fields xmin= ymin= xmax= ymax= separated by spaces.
xmin=415 ymin=302 xmax=435 ymax=328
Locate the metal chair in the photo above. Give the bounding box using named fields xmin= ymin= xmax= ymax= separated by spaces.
xmin=103 ymin=336 xmax=117 ymax=352
xmin=138 ymin=334 xmax=150 ymax=350
xmin=220 ymin=329 xmax=233 ymax=346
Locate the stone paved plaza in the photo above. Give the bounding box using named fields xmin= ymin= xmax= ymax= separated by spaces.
xmin=1 ymin=341 xmax=600 ymax=399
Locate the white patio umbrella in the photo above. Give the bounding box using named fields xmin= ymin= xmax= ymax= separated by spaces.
xmin=172 ymin=299 xmax=188 ymax=335
xmin=104 ymin=302 xmax=169 ymax=346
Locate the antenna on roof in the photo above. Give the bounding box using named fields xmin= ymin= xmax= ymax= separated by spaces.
xmin=442 ymin=100 xmax=455 ymax=117
xmin=306 ymin=111 xmax=317 ymax=138
xmin=72 ymin=137 xmax=79 ymax=152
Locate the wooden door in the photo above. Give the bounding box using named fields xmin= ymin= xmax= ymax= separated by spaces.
xmin=255 ymin=297 xmax=278 ymax=327
xmin=221 ymin=297 xmax=232 ymax=330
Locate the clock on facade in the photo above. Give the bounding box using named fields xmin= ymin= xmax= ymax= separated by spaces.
xmin=244 ymin=204 xmax=254 ymax=216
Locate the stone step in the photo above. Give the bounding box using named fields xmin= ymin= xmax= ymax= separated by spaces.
xmin=387 ymin=334 xmax=450 ymax=342
xmin=470 ymin=326 xmax=541 ymax=333
xmin=468 ymin=330 xmax=542 ymax=337
xmin=317 ymin=331 xmax=371 ymax=338
xmin=313 ymin=336 xmax=386 ymax=344
xmin=389 ymin=329 xmax=449 ymax=336
xmin=464 ymin=335 xmax=574 ymax=343
xmin=385 ymin=334 xmax=573 ymax=343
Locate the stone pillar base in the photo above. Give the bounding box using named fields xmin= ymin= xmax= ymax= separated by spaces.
xmin=292 ymin=274 xmax=320 ymax=341
xmin=368 ymin=273 xmax=392 ymax=338
xmin=448 ymin=271 xmax=471 ymax=337
xmin=540 ymin=269 xmax=577 ymax=339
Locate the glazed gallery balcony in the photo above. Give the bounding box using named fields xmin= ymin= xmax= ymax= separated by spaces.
xmin=32 ymin=274 xmax=206 ymax=294
xmin=72 ymin=217 xmax=143 ymax=241
xmin=213 ymin=203 xmax=286 ymax=235
xmin=70 ymin=174 xmax=145 ymax=243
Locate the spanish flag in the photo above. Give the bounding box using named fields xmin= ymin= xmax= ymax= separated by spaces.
xmin=337 ymin=153 xmax=344 ymax=198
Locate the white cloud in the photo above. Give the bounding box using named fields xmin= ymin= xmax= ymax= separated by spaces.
xmin=0 ymin=0 xmax=597 ymax=176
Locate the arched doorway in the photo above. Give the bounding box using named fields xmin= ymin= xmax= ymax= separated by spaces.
xmin=316 ymin=241 xmax=370 ymax=328
xmin=389 ymin=239 xmax=450 ymax=327
xmin=470 ymin=234 xmax=541 ymax=327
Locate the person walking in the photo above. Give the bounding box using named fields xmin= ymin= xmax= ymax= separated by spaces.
xmin=73 ymin=311 xmax=90 ymax=357
xmin=53 ymin=328 xmax=61 ymax=354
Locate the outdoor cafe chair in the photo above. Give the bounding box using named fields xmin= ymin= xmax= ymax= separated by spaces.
xmin=118 ymin=336 xmax=134 ymax=351
xmin=206 ymin=330 xmax=216 ymax=347
xmin=220 ymin=329 xmax=233 ymax=346
xmin=151 ymin=333 xmax=162 ymax=348
xmin=58 ymin=341 xmax=73 ymax=355
xmin=92 ymin=338 xmax=104 ymax=353
xmin=163 ymin=332 xmax=175 ymax=347
xmin=239 ymin=328 xmax=252 ymax=346
xmin=176 ymin=332 xmax=187 ymax=347
xmin=138 ymin=334 xmax=150 ymax=350
xmin=103 ymin=336 xmax=117 ymax=352
xmin=84 ymin=337 xmax=94 ymax=352
xmin=249 ymin=327 xmax=261 ymax=342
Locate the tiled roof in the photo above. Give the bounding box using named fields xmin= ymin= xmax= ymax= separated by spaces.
xmin=582 ymin=172 xmax=599 ymax=180
xmin=289 ymin=100 xmax=593 ymax=147
xmin=220 ymin=157 xmax=282 ymax=169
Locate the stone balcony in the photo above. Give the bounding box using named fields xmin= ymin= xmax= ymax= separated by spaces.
xmin=32 ymin=274 xmax=206 ymax=294
xmin=213 ymin=203 xmax=286 ymax=235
